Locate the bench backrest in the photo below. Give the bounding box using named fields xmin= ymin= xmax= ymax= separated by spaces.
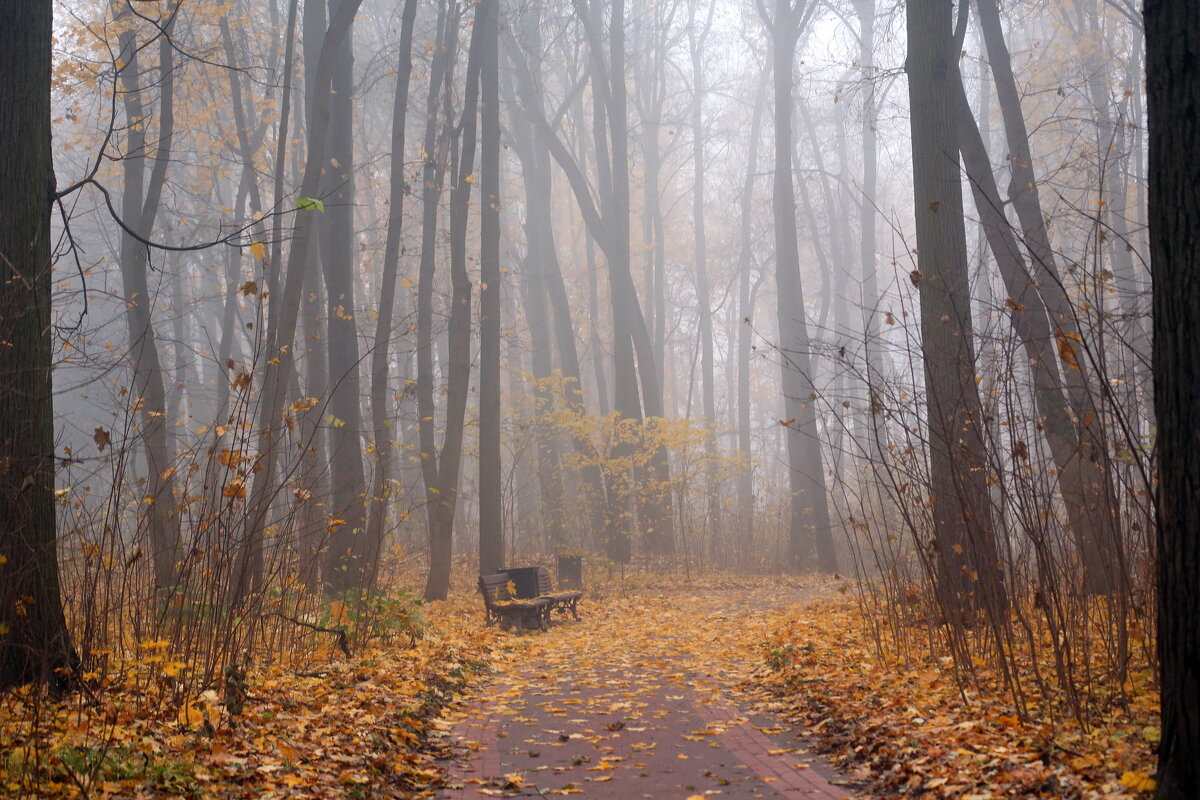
xmin=478 ymin=573 xmax=517 ymax=607
xmin=536 ymin=567 xmax=555 ymax=596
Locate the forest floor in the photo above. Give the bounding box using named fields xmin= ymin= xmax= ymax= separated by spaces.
xmin=0 ymin=573 xmax=1159 ymax=799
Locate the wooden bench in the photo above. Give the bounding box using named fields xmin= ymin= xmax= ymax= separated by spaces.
xmin=478 ymin=573 xmax=549 ymax=631
xmin=535 ymin=566 xmax=583 ymax=623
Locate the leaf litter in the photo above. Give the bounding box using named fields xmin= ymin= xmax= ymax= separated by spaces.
xmin=0 ymin=573 xmax=1160 ymax=799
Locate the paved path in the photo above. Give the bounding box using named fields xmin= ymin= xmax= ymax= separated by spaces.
xmin=436 ymin=587 xmax=864 ymax=800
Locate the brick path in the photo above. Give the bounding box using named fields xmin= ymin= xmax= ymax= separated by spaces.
xmin=438 ymin=644 xmax=862 ymax=799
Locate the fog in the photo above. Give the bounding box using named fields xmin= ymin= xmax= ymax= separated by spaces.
xmin=6 ymin=0 xmax=1152 ymax=704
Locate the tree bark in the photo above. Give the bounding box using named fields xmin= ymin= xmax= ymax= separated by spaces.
xmin=1146 ymin=1 xmax=1200 ymax=795
xmin=906 ymin=0 xmax=1004 ymax=618
xmin=952 ymin=66 xmax=1116 ymax=606
xmin=0 ymin=0 xmax=78 ymax=690
xmin=239 ymin=0 xmax=363 ymax=604
xmin=317 ymin=0 xmax=369 ymax=593
xmin=478 ymin=0 xmax=503 ymax=574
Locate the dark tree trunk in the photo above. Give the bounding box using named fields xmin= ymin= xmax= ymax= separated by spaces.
xmin=0 ymin=0 xmax=78 ymax=690
xmin=906 ymin=0 xmax=1004 ymax=618
xmin=318 ymin=0 xmax=369 ymax=593
xmin=115 ymin=5 xmax=182 ymax=591
xmin=478 ymin=0 xmax=503 ymax=575
xmin=1146 ymin=1 xmax=1200 ymax=795
xmin=415 ymin=0 xmax=455 ymax=599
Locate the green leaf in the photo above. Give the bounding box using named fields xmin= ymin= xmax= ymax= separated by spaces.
xmin=295 ymin=197 xmax=325 ymax=212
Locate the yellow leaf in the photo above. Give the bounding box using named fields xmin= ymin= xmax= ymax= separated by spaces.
xmin=248 ymin=241 xmax=267 ymax=261
xmin=1119 ymin=771 xmax=1156 ymax=793
xmin=178 ymin=703 xmax=207 ymax=727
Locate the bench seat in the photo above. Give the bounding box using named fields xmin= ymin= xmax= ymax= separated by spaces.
xmin=535 ymin=567 xmax=583 ymax=622
xmin=478 ymin=573 xmax=549 ymax=630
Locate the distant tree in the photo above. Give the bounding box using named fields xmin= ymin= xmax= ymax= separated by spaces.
xmin=976 ymin=0 xmax=1124 ymax=596
xmin=114 ymin=1 xmax=183 ymax=590
xmin=421 ymin=0 xmax=479 ymax=601
xmin=413 ymin=0 xmax=457 ymax=600
xmin=366 ymin=0 xmax=420 ymax=583
xmin=687 ymin=0 xmax=720 ymax=538
xmin=0 ymin=0 xmax=78 ymax=689
xmin=1146 ymin=1 xmax=1200 ymax=796
xmin=735 ymin=60 xmax=768 ymax=566
xmin=238 ymin=0 xmax=363 ymax=603
xmin=759 ymin=0 xmax=838 ymax=573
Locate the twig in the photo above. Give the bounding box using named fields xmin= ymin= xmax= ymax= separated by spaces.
xmin=267 ymin=612 xmax=351 ymax=658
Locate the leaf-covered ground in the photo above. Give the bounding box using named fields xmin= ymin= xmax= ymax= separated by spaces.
xmin=749 ymin=595 xmax=1160 ymax=799
xmin=0 ymin=593 xmax=497 ymax=799
xmin=434 ymin=577 xmax=856 ymax=799
xmin=0 ymin=575 xmax=1160 ymax=799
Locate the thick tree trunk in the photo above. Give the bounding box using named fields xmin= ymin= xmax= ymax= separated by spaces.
xmin=478 ymin=0 xmax=503 ymax=574
xmin=1146 ymin=2 xmax=1200 ymax=796
xmin=415 ymin=0 xmax=455 ymax=599
xmin=906 ymin=0 xmax=1004 ymax=618
xmin=0 ymin=0 xmax=78 ymax=690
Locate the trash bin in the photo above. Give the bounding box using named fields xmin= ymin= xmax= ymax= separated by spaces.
xmin=557 ymin=554 xmax=583 ymax=590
